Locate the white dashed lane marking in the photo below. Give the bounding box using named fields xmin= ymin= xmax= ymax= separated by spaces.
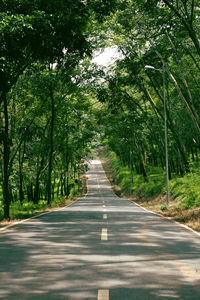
xmin=98 ymin=289 xmax=109 ymax=300
xmin=101 ymin=228 xmax=108 ymax=240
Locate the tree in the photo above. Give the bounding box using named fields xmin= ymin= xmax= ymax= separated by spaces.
xmin=94 ymin=0 xmax=199 ymax=173
xmin=0 ymin=0 xmax=95 ymax=218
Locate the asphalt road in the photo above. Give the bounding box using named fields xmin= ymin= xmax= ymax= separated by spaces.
xmin=0 ymin=158 xmax=200 ymax=299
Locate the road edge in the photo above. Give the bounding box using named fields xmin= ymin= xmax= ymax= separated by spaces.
xmin=0 ymin=175 xmax=89 ymax=234
xmin=133 ymin=200 xmax=200 ymax=238
xmin=0 ymin=199 xmax=78 ymax=233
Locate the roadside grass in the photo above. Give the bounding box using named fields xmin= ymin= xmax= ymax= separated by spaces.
xmin=170 ymin=165 xmax=200 ymax=209
xmin=99 ymin=148 xmax=200 ymax=232
xmin=106 ymin=150 xmax=166 ymax=198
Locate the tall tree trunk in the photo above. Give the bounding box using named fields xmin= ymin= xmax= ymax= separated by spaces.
xmin=19 ymin=171 xmax=24 ymax=203
xmin=47 ymin=88 xmax=55 ymax=205
xmin=52 ymin=173 xmax=56 ymax=200
xmin=66 ymin=160 xmax=70 ymax=196
xmin=27 ymin=182 xmax=33 ymax=202
xmin=191 ymin=146 xmax=195 ymax=162
xmin=2 ymin=91 xmax=10 ymax=219
xmin=195 ymin=147 xmax=199 ymax=161
xmin=34 ymin=175 xmax=40 ymax=204
xmin=18 ymin=140 xmax=26 ymax=203
xmin=60 ymin=173 xmax=63 ymax=196
xmin=34 ymin=157 xmax=44 ymax=204
xmin=30 ymin=182 xmax=33 ymax=201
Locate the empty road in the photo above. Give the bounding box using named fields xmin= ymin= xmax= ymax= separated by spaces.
xmin=0 ymin=158 xmax=200 ymax=299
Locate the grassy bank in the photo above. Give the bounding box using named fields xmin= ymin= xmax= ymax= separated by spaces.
xmin=99 ymin=148 xmax=200 ymax=232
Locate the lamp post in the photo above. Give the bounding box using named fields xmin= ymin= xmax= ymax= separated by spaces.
xmin=145 ymin=64 xmax=170 ymax=204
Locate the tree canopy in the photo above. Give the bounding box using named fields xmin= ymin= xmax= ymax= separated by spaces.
xmin=0 ymin=0 xmax=200 ymax=219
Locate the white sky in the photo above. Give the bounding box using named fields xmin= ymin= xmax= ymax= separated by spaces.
xmin=92 ymin=46 xmax=122 ymax=67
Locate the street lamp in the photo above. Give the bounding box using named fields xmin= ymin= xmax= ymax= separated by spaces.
xmin=145 ymin=64 xmax=170 ymax=205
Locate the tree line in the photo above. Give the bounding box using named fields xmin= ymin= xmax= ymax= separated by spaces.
xmin=0 ymin=0 xmax=119 ymax=219
xmin=1 ymin=1 xmax=200 ymax=219
xmin=97 ymin=0 xmax=200 ymax=189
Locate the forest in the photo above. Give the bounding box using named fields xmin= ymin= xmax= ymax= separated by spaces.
xmin=0 ymin=0 xmax=200 ymax=221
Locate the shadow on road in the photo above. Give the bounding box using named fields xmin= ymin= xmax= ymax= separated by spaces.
xmin=0 ymin=158 xmax=200 ymax=299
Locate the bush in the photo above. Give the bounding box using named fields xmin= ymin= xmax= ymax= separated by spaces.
xmin=170 ymin=169 xmax=200 ymax=209
xmin=161 ymin=204 xmax=167 ymax=211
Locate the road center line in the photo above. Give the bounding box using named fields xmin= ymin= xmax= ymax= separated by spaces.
xmin=101 ymin=228 xmax=108 ymax=240
xmin=98 ymin=289 xmax=109 ymax=300
xmin=103 ymin=214 xmax=107 ymax=219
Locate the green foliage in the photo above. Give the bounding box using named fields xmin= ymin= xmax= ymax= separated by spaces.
xmin=1 ymin=0 xmax=200 ymax=220
xmin=0 ymin=61 xmax=97 ymax=219
xmin=106 ymin=148 xmax=200 ymax=210
xmin=170 ymin=162 xmax=200 ymax=209
xmin=0 ymin=206 xmax=3 ymax=220
xmin=9 ymin=200 xmax=47 ymax=219
xmin=107 ymin=149 xmax=166 ymax=197
xmin=161 ymin=204 xmax=167 ymax=211
xmin=0 ymin=0 xmax=118 ymax=218
xmin=0 ymin=176 xmax=84 ymax=221
xmin=97 ymin=0 xmax=200 ymax=187
xmin=133 ymin=169 xmax=166 ymax=198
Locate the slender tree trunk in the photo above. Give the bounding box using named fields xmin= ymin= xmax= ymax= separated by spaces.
xmin=160 ymin=156 xmax=164 ymax=169
xmin=171 ymin=159 xmax=175 ymax=173
xmin=19 ymin=171 xmax=24 ymax=203
xmin=30 ymin=182 xmax=33 ymax=201
xmin=52 ymin=173 xmax=56 ymax=200
xmin=27 ymin=184 xmax=31 ymax=202
xmin=162 ymin=0 xmax=200 ymax=57
xmin=180 ymin=166 xmax=184 ymax=177
xmin=67 ymin=176 xmax=69 ymax=196
xmin=18 ymin=140 xmax=26 ymax=203
xmin=2 ymin=91 xmax=11 ymax=219
xmin=141 ymin=83 xmax=190 ymax=173
xmin=57 ymin=179 xmax=60 ymax=196
xmin=141 ymin=160 xmax=148 ymax=180
xmin=27 ymin=182 xmax=34 ymax=202
xmin=195 ymin=147 xmax=199 ymax=161
xmin=168 ymin=164 xmax=172 ymax=180
xmin=47 ymin=88 xmax=55 ymax=205
xmin=191 ymin=146 xmax=195 ymax=161
xmin=34 ymin=175 xmax=40 ymax=204
xmin=34 ymin=157 xmax=44 ymax=204
xmin=60 ymin=174 xmax=63 ymax=196
xmin=166 ymin=32 xmax=200 ymax=127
